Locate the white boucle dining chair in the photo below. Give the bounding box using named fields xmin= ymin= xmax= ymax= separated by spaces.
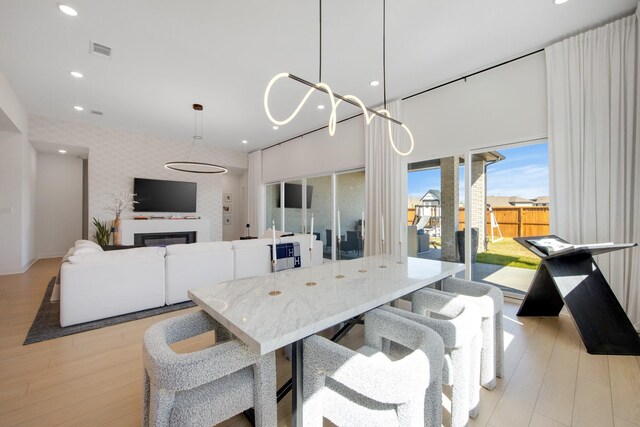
xmin=142 ymin=310 xmax=276 ymax=427
xmin=441 ymin=277 xmax=505 ymax=389
xmin=302 ymin=307 xmax=445 ymax=427
xmin=384 ymin=288 xmax=482 ymax=427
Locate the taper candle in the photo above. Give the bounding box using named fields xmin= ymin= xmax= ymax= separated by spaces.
xmin=361 ymin=210 xmax=365 ymax=239
xmin=337 ymin=210 xmax=341 ymax=239
xmin=272 ymin=220 xmax=277 ymax=262
xmin=309 ymin=214 xmax=314 ymax=251
xmin=380 ymin=214 xmax=385 ymax=241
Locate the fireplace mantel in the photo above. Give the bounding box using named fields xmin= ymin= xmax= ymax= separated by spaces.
xmin=120 ymin=219 xmax=210 ymax=245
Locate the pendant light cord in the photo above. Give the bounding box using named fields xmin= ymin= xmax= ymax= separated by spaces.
xmin=383 ymin=0 xmax=387 ymax=110
xmin=319 ymin=0 xmax=322 ymax=82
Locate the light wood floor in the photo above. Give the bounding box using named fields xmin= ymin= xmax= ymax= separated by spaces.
xmin=1 ymin=258 xmax=639 ymax=427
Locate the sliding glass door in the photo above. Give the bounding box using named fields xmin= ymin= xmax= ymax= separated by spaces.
xmin=264 ymin=168 xmax=364 ymax=262
xmin=336 ymin=170 xmax=365 ymax=260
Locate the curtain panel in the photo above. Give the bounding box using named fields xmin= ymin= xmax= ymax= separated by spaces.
xmin=546 ymin=5 xmax=640 ymax=329
xmin=364 ymin=100 xmax=409 ymax=258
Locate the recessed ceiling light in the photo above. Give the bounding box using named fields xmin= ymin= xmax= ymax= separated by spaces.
xmin=57 ymin=4 xmax=78 ymax=16
xmin=370 ymin=80 xmax=380 ymax=87
xmin=73 ymin=105 xmax=84 ymax=111
xmin=554 ymin=0 xmax=569 ymax=4
xmin=70 ymin=71 xmax=83 ymax=78
xmin=317 ymin=104 xmax=325 ymax=110
xmin=272 ymin=125 xmax=279 ymax=130
xmin=242 ymin=140 xmax=248 ymax=144
xmin=58 ymin=149 xmax=67 ymax=154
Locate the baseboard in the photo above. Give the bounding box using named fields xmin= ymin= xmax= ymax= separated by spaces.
xmin=0 ymin=257 xmax=38 ymax=276
xmin=38 ymin=252 xmax=67 ymax=259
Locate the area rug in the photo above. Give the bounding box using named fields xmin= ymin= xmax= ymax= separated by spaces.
xmin=23 ymin=276 xmax=195 ymax=345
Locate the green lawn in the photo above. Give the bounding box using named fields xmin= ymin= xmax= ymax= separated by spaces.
xmin=430 ymin=236 xmax=539 ymax=270
xmin=476 ymin=238 xmax=540 ymax=270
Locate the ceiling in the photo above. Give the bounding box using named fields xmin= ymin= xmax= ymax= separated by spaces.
xmin=0 ymin=0 xmax=636 ymax=154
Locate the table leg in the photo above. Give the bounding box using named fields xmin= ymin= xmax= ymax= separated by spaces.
xmin=292 ymin=339 xmax=304 ymax=427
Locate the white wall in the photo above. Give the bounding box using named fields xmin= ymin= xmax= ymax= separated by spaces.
xmin=21 ymin=141 xmax=37 ymax=265
xmin=0 ymin=68 xmax=36 ymax=274
xmin=221 ymin=172 xmax=247 ymax=241
xmin=259 ymin=51 xmax=547 ymax=190
xmin=261 ymin=116 xmax=365 ymax=183
xmin=36 ymin=153 xmax=83 ymax=257
xmin=28 ymin=115 xmax=248 ymax=242
xmin=404 ymin=51 xmax=548 ymax=162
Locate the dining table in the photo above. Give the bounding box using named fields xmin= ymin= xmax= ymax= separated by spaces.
xmin=189 ymin=254 xmax=464 ymax=426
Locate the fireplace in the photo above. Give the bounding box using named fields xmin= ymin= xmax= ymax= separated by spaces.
xmin=134 ymin=231 xmax=197 ymax=247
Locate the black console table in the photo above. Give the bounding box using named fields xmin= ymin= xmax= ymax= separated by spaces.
xmin=515 ymin=235 xmax=639 ymax=355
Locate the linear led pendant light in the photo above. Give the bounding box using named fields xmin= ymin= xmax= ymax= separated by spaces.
xmin=165 ymin=104 xmax=228 ymax=174
xmin=264 ymin=0 xmax=414 ymax=156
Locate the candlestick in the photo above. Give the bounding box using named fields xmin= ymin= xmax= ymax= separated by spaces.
xmin=336 ymin=237 xmax=345 ymax=279
xmin=361 ymin=210 xmax=365 ymax=240
xmin=379 ymin=239 xmax=387 ymax=268
xmin=271 ymin=220 xmax=277 ymax=267
xmin=306 ymin=246 xmax=317 ymax=286
xmin=380 ymin=214 xmax=384 ymax=241
xmin=269 ymin=259 xmax=282 ymax=296
xmin=359 ymin=235 xmax=367 ymax=273
xmin=337 ymin=209 xmax=341 ymax=239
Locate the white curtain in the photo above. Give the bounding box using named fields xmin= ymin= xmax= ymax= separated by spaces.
xmin=546 ymin=5 xmax=640 ymax=329
xmin=364 ymin=100 xmax=409 ymax=258
xmin=247 ymin=150 xmax=264 ymax=237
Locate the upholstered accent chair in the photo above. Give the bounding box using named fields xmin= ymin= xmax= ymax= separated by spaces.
xmin=142 ymin=310 xmax=276 ymax=427
xmin=385 ymin=288 xmax=482 ymax=427
xmin=442 ymin=277 xmax=505 ymax=389
xmin=303 ymin=308 xmax=445 ymax=427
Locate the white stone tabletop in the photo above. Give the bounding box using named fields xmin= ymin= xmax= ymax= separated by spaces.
xmin=189 ymin=254 xmax=464 ymax=355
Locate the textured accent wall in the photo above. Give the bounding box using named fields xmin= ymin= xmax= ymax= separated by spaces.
xmin=28 ymin=115 xmax=248 ymax=242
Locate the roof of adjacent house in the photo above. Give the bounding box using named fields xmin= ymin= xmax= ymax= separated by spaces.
xmin=420 ymin=189 xmax=441 ymax=202
xmin=487 ymin=195 xmax=549 ymax=207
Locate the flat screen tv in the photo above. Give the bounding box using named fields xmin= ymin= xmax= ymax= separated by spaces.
xmin=133 ymin=178 xmax=197 ymax=212
xmin=276 ymin=183 xmax=313 ymax=209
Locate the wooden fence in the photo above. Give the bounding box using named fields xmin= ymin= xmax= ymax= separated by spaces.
xmin=408 ymin=206 xmax=549 ymax=238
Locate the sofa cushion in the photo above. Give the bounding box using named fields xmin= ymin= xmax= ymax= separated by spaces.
xmin=71 ymin=244 xmax=104 ymax=255
xmin=165 ymin=241 xmax=232 ymax=255
xmin=74 ymin=239 xmax=102 ymax=250
xmin=68 ymin=246 xmax=166 ymax=264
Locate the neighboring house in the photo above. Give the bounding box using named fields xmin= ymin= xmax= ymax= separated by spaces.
xmin=417 ymin=189 xmax=442 ymax=219
xmin=487 ymin=195 xmax=549 ymax=207
xmin=532 ymin=196 xmax=550 ymax=206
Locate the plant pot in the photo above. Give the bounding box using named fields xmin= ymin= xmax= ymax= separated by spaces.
xmin=113 ymin=216 xmax=122 ymax=246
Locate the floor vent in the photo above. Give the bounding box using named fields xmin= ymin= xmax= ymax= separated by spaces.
xmin=90 ymin=41 xmax=112 ymax=58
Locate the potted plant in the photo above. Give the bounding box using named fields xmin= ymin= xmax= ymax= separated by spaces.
xmin=92 ymin=217 xmax=112 ymax=246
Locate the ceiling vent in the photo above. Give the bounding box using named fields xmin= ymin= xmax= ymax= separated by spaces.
xmin=89 ymin=41 xmax=112 ymax=58
xmin=90 ymin=110 xmax=103 ymax=116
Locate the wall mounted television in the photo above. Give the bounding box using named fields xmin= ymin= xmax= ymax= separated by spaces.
xmin=133 ymin=178 xmax=197 ymax=212
xmin=276 ymin=183 xmax=313 ymax=209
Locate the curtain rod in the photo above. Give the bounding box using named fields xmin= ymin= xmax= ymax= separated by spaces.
xmin=260 ymin=47 xmax=545 ymax=153
xmin=402 ymin=48 xmax=544 ymax=101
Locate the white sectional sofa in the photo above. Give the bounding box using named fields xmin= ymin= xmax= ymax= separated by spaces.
xmin=165 ymin=241 xmax=234 ymax=305
xmin=59 ymin=235 xmax=323 ymax=326
xmin=60 ymin=246 xmax=166 ymax=327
